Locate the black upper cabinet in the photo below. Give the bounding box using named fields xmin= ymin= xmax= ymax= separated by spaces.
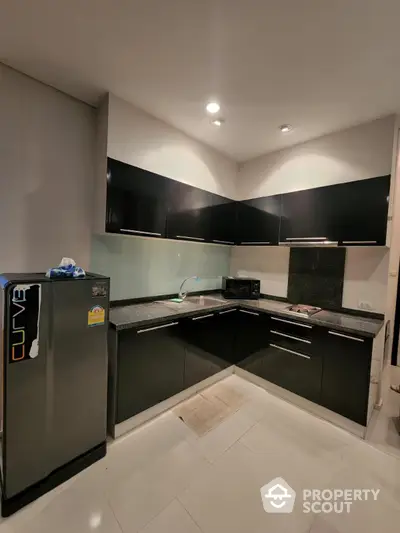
xmin=106 ymin=158 xmax=167 ymax=237
xmin=209 ymin=197 xmax=238 ymax=245
xmin=236 ymin=195 xmax=281 ymax=245
xmin=105 ymin=157 xmax=390 ymax=247
xmin=280 ymin=176 xmax=390 ymax=245
xmin=280 ymin=186 xmax=336 ymax=243
xmin=333 ymin=176 xmax=390 ymax=245
xmin=165 ymin=180 xmax=215 ymax=242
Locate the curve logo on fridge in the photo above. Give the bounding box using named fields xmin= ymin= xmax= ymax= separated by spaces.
xmin=10 ymin=284 xmax=41 ymax=363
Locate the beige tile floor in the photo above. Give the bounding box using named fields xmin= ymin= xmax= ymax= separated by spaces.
xmin=1 ymin=375 xmax=400 ymax=533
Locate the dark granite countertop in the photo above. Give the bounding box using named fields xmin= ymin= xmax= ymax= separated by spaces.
xmin=110 ymin=294 xmax=384 ymax=338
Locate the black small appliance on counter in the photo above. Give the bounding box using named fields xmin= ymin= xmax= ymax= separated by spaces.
xmin=222 ymin=277 xmax=260 ymax=300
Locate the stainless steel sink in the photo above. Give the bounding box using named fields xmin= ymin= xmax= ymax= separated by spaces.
xmin=157 ymin=296 xmax=222 ymax=308
xmin=185 ymin=296 xmax=222 ymax=305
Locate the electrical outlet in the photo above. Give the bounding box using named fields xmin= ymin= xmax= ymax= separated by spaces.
xmin=358 ymin=301 xmax=373 ymax=311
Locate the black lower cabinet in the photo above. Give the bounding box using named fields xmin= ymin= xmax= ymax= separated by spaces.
xmin=182 ymin=312 xmax=232 ymax=389
xmin=116 ymin=320 xmax=185 ymax=423
xmin=236 ymin=309 xmax=270 ymax=376
xmin=261 ymin=343 xmax=322 ymax=403
xmin=114 ymin=309 xmax=374 ymax=428
xmin=318 ymin=328 xmax=372 ymax=425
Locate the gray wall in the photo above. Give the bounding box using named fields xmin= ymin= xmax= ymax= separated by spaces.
xmin=0 ymin=64 xmax=95 ymax=272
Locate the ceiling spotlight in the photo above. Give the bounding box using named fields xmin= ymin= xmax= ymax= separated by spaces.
xmin=280 ymin=124 xmax=292 ymax=133
xmin=211 ymin=118 xmax=224 ymax=127
xmin=206 ymin=102 xmax=220 ymax=114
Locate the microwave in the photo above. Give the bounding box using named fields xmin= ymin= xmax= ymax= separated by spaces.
xmin=222 ymin=277 xmax=261 ymax=300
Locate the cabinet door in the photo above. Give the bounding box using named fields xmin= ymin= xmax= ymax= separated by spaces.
xmin=166 ymin=180 xmax=215 ymax=242
xmin=318 ymin=328 xmax=372 ymax=425
xmin=280 ymin=187 xmax=335 ymax=243
xmin=106 ymin=158 xmax=167 ymax=238
xmin=116 ymin=321 xmax=185 ymax=423
xmin=236 ymin=310 xmax=270 ymax=375
xmin=182 ymin=313 xmax=230 ymax=389
xmin=209 ymin=197 xmax=237 ymax=245
xmin=261 ymin=343 xmax=322 ymax=403
xmin=333 ymin=175 xmax=390 ymax=245
xmin=237 ymin=195 xmax=281 ymax=245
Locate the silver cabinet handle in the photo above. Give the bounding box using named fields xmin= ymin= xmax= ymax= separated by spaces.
xmin=239 ymin=309 xmax=259 ymax=316
xmin=342 ymin=241 xmax=377 ymax=244
xmin=285 ymin=237 xmax=327 ymax=241
xmin=328 ymin=331 xmax=364 ymax=342
xmin=279 ymin=241 xmax=338 ymax=246
xmin=240 ymin=241 xmax=271 ymax=245
xmin=270 ymin=343 xmax=311 ymax=359
xmin=271 ymin=317 xmax=312 ymax=329
xmin=175 ymin=235 xmax=205 ymax=241
xmin=121 ymin=229 xmax=161 ymax=236
xmin=192 ymin=313 xmax=214 ymax=321
xmin=219 ymin=309 xmax=236 ymax=314
xmin=138 ymin=322 xmax=178 ymax=334
xmin=212 ymin=239 xmax=235 ymax=245
xmin=270 ymin=330 xmax=311 ymax=344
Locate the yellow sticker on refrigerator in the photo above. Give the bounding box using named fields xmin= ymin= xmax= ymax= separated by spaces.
xmin=88 ymin=305 xmax=105 ymax=327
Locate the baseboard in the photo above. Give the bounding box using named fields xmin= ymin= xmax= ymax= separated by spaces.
xmin=113 ymin=367 xmax=234 ymax=439
xmin=234 ymin=367 xmax=367 ymax=439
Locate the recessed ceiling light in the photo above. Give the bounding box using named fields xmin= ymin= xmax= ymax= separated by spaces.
xmin=206 ymin=102 xmax=220 ymax=114
xmin=280 ymin=124 xmax=292 ymax=133
xmin=211 ymin=118 xmax=224 ymax=127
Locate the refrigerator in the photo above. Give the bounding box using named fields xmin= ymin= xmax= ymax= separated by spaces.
xmin=0 ymin=272 xmax=110 ymax=516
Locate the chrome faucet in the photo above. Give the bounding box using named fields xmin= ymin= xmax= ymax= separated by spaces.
xmin=178 ymin=276 xmax=199 ymax=300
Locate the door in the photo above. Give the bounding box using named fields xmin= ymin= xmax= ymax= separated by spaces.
xmin=236 ymin=309 xmax=270 ymax=375
xmin=51 ymin=279 xmax=109 ymax=467
xmin=166 ymin=180 xmax=215 ymax=242
xmin=261 ymin=343 xmax=322 ymax=403
xmin=333 ymin=175 xmax=390 ymax=245
xmin=116 ymin=320 xmax=185 ymax=423
xmin=106 ymin=157 xmax=167 ymax=238
xmin=280 ymin=186 xmax=336 ymax=243
xmin=236 ymin=195 xmax=281 ymax=245
xmin=3 ymin=282 xmax=51 ymax=498
xmin=182 ymin=312 xmax=229 ymax=389
xmin=209 ymin=197 xmax=237 ymax=245
xmin=319 ymin=328 xmax=372 ymax=425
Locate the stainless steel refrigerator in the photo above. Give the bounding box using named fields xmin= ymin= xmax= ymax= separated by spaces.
xmin=0 ymin=272 xmax=110 ymax=516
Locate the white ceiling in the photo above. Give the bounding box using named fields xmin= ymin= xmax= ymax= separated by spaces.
xmin=1 ymin=0 xmax=400 ymax=162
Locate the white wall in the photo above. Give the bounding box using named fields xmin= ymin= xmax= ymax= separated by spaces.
xmin=343 ymin=248 xmax=389 ymax=314
xmin=230 ymin=247 xmax=290 ymax=299
xmin=230 ymin=245 xmax=388 ymax=314
xmin=0 ymin=64 xmax=95 ymax=272
xmin=237 ymin=116 xmax=395 ymax=200
xmin=107 ymin=94 xmax=237 ymax=199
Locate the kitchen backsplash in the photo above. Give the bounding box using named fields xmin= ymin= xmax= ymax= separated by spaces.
xmin=90 ymin=234 xmax=230 ymax=301
xmin=287 ymin=248 xmax=346 ymax=310
xmin=230 ymin=245 xmax=389 ymax=314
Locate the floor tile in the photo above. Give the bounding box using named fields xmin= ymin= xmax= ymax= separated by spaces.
xmin=187 ymin=408 xmax=256 ymax=462
xmin=179 ymin=441 xmax=314 ymax=533
xmin=4 ymin=485 xmax=122 ymax=533
xmin=138 ymin=499 xmax=201 ymax=533
xmin=174 ymin=392 xmax=233 ymax=437
xmin=106 ymin=411 xmax=192 ymax=485
xmin=108 ymin=440 xmax=210 ymax=533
